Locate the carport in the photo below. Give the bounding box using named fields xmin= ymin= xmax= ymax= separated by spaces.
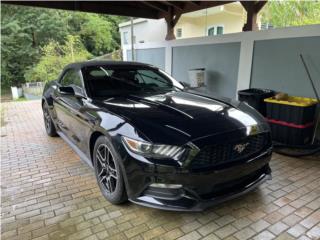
xmin=1 ymin=1 xmax=320 ymax=240
xmin=5 ymin=1 xmax=266 ymax=39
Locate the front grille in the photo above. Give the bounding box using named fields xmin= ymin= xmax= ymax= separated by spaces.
xmin=190 ymin=133 xmax=271 ymax=169
xmin=200 ymin=165 xmax=271 ymax=200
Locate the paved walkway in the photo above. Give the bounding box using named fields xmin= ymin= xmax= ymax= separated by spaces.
xmin=1 ymin=100 xmax=320 ymax=240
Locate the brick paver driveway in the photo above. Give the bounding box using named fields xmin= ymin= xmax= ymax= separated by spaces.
xmin=1 ymin=100 xmax=320 ymax=240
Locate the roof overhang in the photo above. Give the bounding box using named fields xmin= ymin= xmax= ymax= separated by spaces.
xmin=2 ymin=1 xmax=235 ymax=19
xmin=2 ymin=1 xmax=268 ymax=38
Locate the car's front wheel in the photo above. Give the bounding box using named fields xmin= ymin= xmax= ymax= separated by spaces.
xmin=93 ymin=136 xmax=128 ymax=204
xmin=42 ymin=102 xmax=58 ymax=137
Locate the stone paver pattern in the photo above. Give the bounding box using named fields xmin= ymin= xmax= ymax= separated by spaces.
xmin=1 ymin=100 xmax=320 ymax=240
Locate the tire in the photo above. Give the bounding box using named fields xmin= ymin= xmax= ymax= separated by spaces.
xmin=93 ymin=135 xmax=128 ymax=204
xmin=42 ymin=102 xmax=58 ymax=137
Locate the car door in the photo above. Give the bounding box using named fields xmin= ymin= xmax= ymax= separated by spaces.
xmin=64 ymin=70 xmax=94 ymax=152
xmin=53 ymin=69 xmax=92 ymax=149
xmin=53 ymin=69 xmax=75 ymax=137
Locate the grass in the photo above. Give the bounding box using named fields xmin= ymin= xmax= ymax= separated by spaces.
xmin=1 ymin=87 xmax=12 ymax=102
xmin=14 ymin=97 xmax=28 ymax=102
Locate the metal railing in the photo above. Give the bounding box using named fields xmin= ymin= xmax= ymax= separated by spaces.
xmin=22 ymin=82 xmax=44 ymax=99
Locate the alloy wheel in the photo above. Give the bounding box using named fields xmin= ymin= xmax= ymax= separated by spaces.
xmin=43 ymin=105 xmax=51 ymax=131
xmin=96 ymin=144 xmax=118 ymax=193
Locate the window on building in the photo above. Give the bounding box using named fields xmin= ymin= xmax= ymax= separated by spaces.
xmin=176 ymin=28 xmax=182 ymax=38
xmin=217 ymin=26 xmax=224 ymax=35
xmin=123 ymin=32 xmax=136 ymax=45
xmin=207 ymin=25 xmax=224 ymax=36
xmin=208 ymin=27 xmax=215 ymax=36
xmin=123 ymin=32 xmax=128 ymax=45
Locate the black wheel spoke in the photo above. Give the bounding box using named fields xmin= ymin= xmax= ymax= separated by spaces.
xmin=96 ymin=143 xmax=118 ymax=194
xmin=106 ymin=178 xmax=112 ymax=192
xmin=97 ymin=149 xmax=105 ymax=161
xmin=99 ymin=175 xmax=106 ymax=184
xmin=109 ymin=166 xmax=117 ymax=179
xmin=98 ymin=168 xmax=104 ymax=177
xmin=43 ymin=107 xmax=51 ymax=130
xmin=106 ymin=151 xmax=110 ymax=165
xmin=97 ymin=151 xmax=105 ymax=167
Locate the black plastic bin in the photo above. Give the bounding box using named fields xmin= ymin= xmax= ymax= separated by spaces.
xmin=238 ymin=88 xmax=275 ymax=116
xmin=264 ymin=96 xmax=318 ymax=125
xmin=264 ymin=96 xmax=318 ymax=145
xmin=267 ymin=120 xmax=314 ymax=145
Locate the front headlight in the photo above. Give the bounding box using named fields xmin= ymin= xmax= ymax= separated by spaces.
xmin=122 ymin=136 xmax=185 ymax=160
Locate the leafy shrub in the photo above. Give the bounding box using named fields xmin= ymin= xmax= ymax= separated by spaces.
xmin=25 ymin=35 xmax=91 ymax=82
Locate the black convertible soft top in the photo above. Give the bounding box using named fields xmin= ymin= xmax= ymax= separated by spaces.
xmin=65 ymin=60 xmax=155 ymax=70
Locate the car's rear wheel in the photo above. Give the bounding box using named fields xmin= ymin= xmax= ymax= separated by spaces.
xmin=42 ymin=102 xmax=57 ymax=137
xmin=93 ymin=136 xmax=127 ymax=204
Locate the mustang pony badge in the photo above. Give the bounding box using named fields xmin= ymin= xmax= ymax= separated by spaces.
xmin=234 ymin=143 xmax=250 ymax=153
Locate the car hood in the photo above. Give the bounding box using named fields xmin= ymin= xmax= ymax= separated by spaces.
xmin=94 ymin=91 xmax=268 ymax=145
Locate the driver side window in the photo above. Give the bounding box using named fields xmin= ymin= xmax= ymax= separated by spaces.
xmin=60 ymin=70 xmax=76 ymax=86
xmin=60 ymin=69 xmax=84 ymax=95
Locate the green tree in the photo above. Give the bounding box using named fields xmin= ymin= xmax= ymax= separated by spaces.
xmin=1 ymin=16 xmax=36 ymax=87
xmin=102 ymin=15 xmax=129 ymax=51
xmin=1 ymin=5 xmax=69 ymax=87
xmin=68 ymin=13 xmax=127 ymax=56
xmin=1 ymin=4 xmax=124 ymax=88
xmin=24 ymin=35 xmax=92 ymax=82
xmin=261 ymin=1 xmax=320 ymax=27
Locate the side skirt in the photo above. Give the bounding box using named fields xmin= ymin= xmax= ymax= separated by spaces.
xmin=57 ymin=130 xmax=93 ymax=169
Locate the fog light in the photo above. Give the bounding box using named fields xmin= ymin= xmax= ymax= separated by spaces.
xmin=150 ymin=183 xmax=182 ymax=189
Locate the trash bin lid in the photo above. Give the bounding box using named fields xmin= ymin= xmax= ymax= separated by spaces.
xmin=238 ymin=88 xmax=274 ymax=96
xmin=264 ymin=96 xmax=318 ymax=107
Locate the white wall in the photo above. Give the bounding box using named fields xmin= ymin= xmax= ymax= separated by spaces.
xmin=123 ymin=24 xmax=320 ymax=99
xmin=119 ymin=19 xmax=167 ymax=46
xmin=176 ymin=11 xmax=244 ymax=38
xmin=119 ymin=2 xmax=246 ymax=44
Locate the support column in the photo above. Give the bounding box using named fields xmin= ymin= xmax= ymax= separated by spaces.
xmin=165 ymin=19 xmax=175 ymax=40
xmin=165 ymin=45 xmax=172 ymax=74
xmin=243 ymin=12 xmax=258 ymax=31
xmin=241 ymin=1 xmax=267 ymax=31
xmin=165 ymin=7 xmax=181 ymax=40
xmin=236 ymin=38 xmax=255 ymax=98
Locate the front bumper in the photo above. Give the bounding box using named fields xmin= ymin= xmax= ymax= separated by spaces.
xmin=123 ymin=148 xmax=272 ymax=211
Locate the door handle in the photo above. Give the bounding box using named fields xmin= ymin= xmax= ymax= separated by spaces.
xmin=54 ymin=96 xmax=61 ymax=101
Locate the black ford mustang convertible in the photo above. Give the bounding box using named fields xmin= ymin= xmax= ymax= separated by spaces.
xmin=42 ymin=61 xmax=272 ymax=211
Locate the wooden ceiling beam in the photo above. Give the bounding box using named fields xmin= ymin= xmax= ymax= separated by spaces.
xmin=241 ymin=1 xmax=267 ymax=13
xmin=4 ymin=1 xmax=239 ymax=21
xmin=254 ymin=1 xmax=267 ymax=12
xmin=182 ymin=1 xmax=233 ymax=13
xmin=240 ymin=1 xmax=267 ymax=31
xmin=240 ymin=1 xmax=251 ymax=11
xmin=190 ymin=1 xmax=202 ymax=6
xmin=162 ymin=1 xmax=185 ymax=11
xmin=3 ymin=1 xmax=160 ymax=19
xmin=140 ymin=1 xmax=169 ymax=13
xmin=160 ymin=1 xmax=234 ymax=18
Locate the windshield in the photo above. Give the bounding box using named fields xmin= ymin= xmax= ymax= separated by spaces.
xmin=82 ymin=66 xmax=184 ymax=97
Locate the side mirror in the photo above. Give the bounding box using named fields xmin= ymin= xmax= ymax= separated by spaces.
xmin=58 ymin=86 xmax=75 ymax=95
xmin=74 ymin=90 xmax=86 ymax=99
